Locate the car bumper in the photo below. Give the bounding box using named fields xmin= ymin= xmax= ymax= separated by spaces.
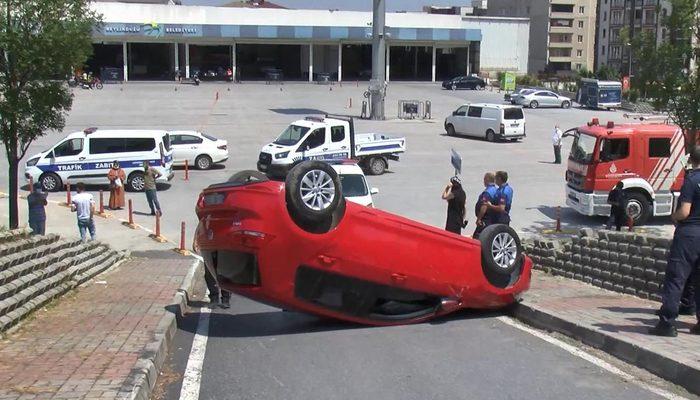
xmin=565 ymin=186 xmax=610 ymax=216
xmin=257 ymin=162 xmax=290 ymax=178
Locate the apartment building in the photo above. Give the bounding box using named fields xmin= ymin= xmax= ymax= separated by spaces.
xmin=595 ymin=0 xmax=672 ymax=73
xmin=487 ymin=0 xmax=597 ymax=75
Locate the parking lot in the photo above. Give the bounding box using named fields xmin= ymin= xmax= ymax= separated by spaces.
xmin=0 ymin=81 xmax=675 ymax=241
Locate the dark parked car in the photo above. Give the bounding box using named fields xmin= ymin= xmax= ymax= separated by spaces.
xmin=442 ymin=76 xmax=486 ymax=90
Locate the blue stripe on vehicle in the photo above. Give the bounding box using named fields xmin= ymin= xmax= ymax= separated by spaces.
xmin=36 ymin=158 xmax=170 ymax=173
xmin=301 ymin=152 xmax=349 ymax=161
xmin=358 ymin=144 xmax=402 ymax=152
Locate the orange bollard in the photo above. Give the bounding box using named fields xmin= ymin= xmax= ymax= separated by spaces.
xmin=628 ymin=216 xmax=634 ymax=232
xmin=184 ymin=160 xmax=189 ymax=181
xmin=121 ymin=199 xmax=137 ymax=229
xmin=555 ymin=206 xmax=562 ymax=232
xmin=149 ymin=212 xmax=167 ymax=242
xmin=63 ymin=183 xmax=71 ymax=207
xmin=173 ymin=221 xmax=190 ymax=255
xmin=349 ymin=98 xmax=352 ymax=108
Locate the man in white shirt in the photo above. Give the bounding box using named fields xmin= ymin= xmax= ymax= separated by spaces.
xmin=70 ymin=182 xmax=96 ymax=242
xmin=552 ymin=124 xmax=563 ymax=164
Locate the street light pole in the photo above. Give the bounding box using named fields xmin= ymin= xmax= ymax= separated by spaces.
xmin=628 ymin=0 xmax=636 ymax=78
xmin=370 ymin=0 xmax=386 ymax=120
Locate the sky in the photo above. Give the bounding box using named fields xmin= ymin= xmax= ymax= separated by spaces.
xmin=181 ymin=0 xmax=463 ymax=11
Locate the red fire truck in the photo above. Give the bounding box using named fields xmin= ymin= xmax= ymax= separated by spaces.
xmin=565 ymin=116 xmax=689 ymax=225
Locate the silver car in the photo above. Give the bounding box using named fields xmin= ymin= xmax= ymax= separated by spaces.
xmin=516 ymin=90 xmax=572 ymax=109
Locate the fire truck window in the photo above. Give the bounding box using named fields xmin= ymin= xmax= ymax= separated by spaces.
xmin=649 ymin=138 xmax=671 ymax=158
xmin=600 ymin=138 xmax=629 ymax=161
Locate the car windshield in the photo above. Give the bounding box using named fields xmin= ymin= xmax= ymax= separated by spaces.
xmin=201 ymin=132 xmax=218 ymax=141
xmin=339 ymin=174 xmax=368 ymax=197
xmin=274 ymin=125 xmax=310 ymax=146
xmin=599 ymin=88 xmax=621 ymax=103
xmin=569 ymin=131 xmax=598 ymax=164
xmin=503 ymin=108 xmax=524 ymax=120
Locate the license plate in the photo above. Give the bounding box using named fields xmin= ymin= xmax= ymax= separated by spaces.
xmin=511 ymin=124 xmax=519 ymax=127
xmin=204 ymin=193 xmax=226 ymax=206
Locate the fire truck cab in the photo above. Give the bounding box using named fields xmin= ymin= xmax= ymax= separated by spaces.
xmin=565 ymin=117 xmax=688 ymax=225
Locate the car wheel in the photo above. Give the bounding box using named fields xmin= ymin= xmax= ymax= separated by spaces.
xmin=625 ymin=191 xmax=652 ymax=226
xmin=486 ymin=129 xmax=496 ymax=142
xmin=477 ymin=84 xmax=485 ymax=90
xmin=446 ymin=124 xmax=456 ymax=136
xmin=451 ymin=84 xmax=457 ymax=91
xmin=195 ymin=155 xmax=213 ymax=170
xmin=479 ymin=224 xmax=523 ymax=275
xmin=286 ymin=161 xmax=342 ymax=224
xmin=40 ymin=173 xmax=62 ymax=192
xmin=561 ymin=100 xmax=571 ymax=109
xmin=127 ymin=171 xmax=146 ymax=192
xmin=368 ymin=157 xmax=387 ymax=175
xmin=529 ymin=100 xmax=539 ymax=109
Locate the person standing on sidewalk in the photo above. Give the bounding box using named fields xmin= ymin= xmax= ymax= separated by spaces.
xmin=606 ymin=181 xmax=628 ymax=231
xmin=107 ymin=161 xmax=126 ymax=210
xmin=70 ymin=183 xmax=96 ymax=242
xmin=142 ymin=161 xmax=162 ymax=216
xmin=26 ymin=183 xmax=47 ymax=235
xmin=442 ymin=176 xmax=466 ymax=235
xmin=473 ymin=172 xmax=499 ymax=239
xmin=650 ymin=146 xmax=700 ymax=337
xmin=552 ymin=124 xmax=563 ymax=164
xmin=485 ymin=171 xmax=514 ymax=225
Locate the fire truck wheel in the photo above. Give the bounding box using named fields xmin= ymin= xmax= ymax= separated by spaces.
xmin=625 ymin=191 xmax=652 ymax=226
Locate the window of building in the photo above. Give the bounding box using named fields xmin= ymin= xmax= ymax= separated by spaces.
xmin=602 ymin=45 xmax=606 ymax=55
xmin=577 ymin=49 xmax=583 ymax=57
xmin=604 ymin=11 xmax=607 ymax=21
xmin=578 ymin=20 xmax=584 ymax=28
xmin=579 ymin=6 xmax=585 ymax=13
xmin=649 ymin=138 xmax=672 ymax=158
xmin=612 ymin=46 xmax=621 ymax=58
xmin=331 ymin=126 xmax=345 ymax=143
xmin=551 ymin=4 xmax=574 ymax=12
xmin=576 ymin=63 xmax=583 ymax=70
xmin=526 ymin=6 xmax=530 ymax=13
xmin=578 ymin=35 xmax=584 ymax=43
xmin=603 ymin=28 xmax=606 ymax=38
xmin=551 ymin=18 xmax=573 ymax=27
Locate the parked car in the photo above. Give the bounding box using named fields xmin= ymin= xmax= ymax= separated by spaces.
xmin=169 ymin=131 xmax=228 ymax=170
xmin=194 ymin=161 xmax=532 ymax=326
xmin=515 ymin=90 xmax=572 ymax=109
xmin=444 ymin=103 xmax=526 ymax=142
xmin=505 ymin=87 xmax=535 ymax=104
xmin=331 ymin=162 xmax=378 ymax=207
xmin=442 ymin=75 xmax=486 ymax=90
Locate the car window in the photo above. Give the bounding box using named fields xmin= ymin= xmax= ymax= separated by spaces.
xmin=162 ymin=134 xmax=171 ymax=151
xmin=454 ymin=106 xmax=468 ymax=116
xmin=535 ymin=91 xmax=550 ymax=96
xmin=170 ymin=135 xmax=182 ymax=146
xmin=299 ymin=128 xmax=325 ymax=151
xmin=331 ymin=126 xmax=345 ymax=143
xmin=53 ymin=138 xmax=83 ymax=157
xmin=125 ymin=138 xmax=156 ymax=152
xmin=90 ymin=138 xmax=124 ymax=154
xmin=503 ymin=108 xmax=524 ymax=120
xmin=600 ymin=138 xmax=629 ymax=161
xmin=339 ymin=174 xmax=369 ymax=197
xmin=275 ymin=124 xmax=310 ymax=146
xmin=649 ymin=138 xmax=671 ymax=158
xmin=467 ymin=106 xmax=483 ymax=118
xmin=180 ymin=135 xmax=203 ymax=145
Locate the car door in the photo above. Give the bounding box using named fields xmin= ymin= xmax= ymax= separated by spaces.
xmin=169 ymin=135 xmax=185 ymax=164
xmin=452 ymin=105 xmax=469 ymax=134
xmin=327 ymin=125 xmax=350 ymax=159
xmin=466 ymin=105 xmax=483 ymax=137
xmin=296 ymin=127 xmax=328 ymax=161
xmin=542 ymin=91 xmax=559 ymax=107
xmin=48 ymin=137 xmax=86 ymax=184
xmin=179 ymin=134 xmax=204 ymax=164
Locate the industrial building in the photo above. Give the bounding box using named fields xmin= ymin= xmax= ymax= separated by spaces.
xmin=87 ymin=1 xmax=530 ymax=82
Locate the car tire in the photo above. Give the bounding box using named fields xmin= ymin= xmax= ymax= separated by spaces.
xmin=40 ymin=173 xmax=62 ymax=192
xmin=446 ymin=124 xmax=456 ymax=136
xmin=451 ymin=84 xmax=457 ymax=91
xmin=486 ymin=129 xmax=496 ymax=142
xmin=561 ymin=100 xmax=571 ymax=109
xmin=127 ymin=171 xmax=146 ymax=192
xmin=625 ymin=191 xmax=652 ymax=226
xmin=285 ymin=161 xmax=342 ymax=225
xmin=479 ymin=224 xmax=523 ymax=276
xmin=529 ymin=100 xmax=539 ymax=109
xmin=195 ymin=155 xmax=213 ymax=170
xmin=477 ymin=84 xmax=485 ymax=90
xmin=368 ymin=157 xmax=387 ymax=175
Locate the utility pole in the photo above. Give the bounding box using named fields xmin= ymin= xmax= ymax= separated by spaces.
xmin=628 ymin=0 xmax=636 ymax=77
xmin=370 ymin=0 xmax=386 ymax=120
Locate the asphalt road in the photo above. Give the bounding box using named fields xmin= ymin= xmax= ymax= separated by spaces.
xmin=153 ymin=294 xmax=687 ymax=400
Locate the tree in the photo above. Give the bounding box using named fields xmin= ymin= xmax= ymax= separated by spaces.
xmin=595 ymin=64 xmax=618 ymax=81
xmin=631 ymin=0 xmax=700 ymax=152
xmin=0 ymin=1 xmax=100 ymax=229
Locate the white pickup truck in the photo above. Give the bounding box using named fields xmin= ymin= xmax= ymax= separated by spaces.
xmin=257 ymin=115 xmax=406 ymax=177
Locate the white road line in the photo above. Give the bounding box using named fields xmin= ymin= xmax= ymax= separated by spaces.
xmin=497 ymin=316 xmax=688 ymax=400
xmin=179 ymin=306 xmax=211 ymax=400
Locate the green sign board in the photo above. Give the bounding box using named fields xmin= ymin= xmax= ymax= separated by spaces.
xmin=501 ymin=72 xmax=516 ymax=91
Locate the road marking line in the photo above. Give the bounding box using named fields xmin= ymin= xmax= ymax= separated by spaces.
xmin=497 ymin=316 xmax=688 ymax=400
xmin=179 ymin=306 xmax=211 ymax=400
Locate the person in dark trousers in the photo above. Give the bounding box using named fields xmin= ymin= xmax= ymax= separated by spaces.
xmin=680 ymin=273 xmax=696 ymax=315
xmin=650 ymin=145 xmax=700 ymax=337
xmin=204 ymin=266 xmax=231 ymax=309
xmin=142 ymin=161 xmax=162 ymax=216
xmin=26 ymin=183 xmax=47 ymax=235
xmin=552 ymin=124 xmax=563 ymax=164
xmin=442 ymin=176 xmax=466 ymax=235
xmin=485 ymin=171 xmax=513 ymax=225
xmin=606 ymin=181 xmax=628 ymax=231
xmin=474 ymin=172 xmax=499 ymax=239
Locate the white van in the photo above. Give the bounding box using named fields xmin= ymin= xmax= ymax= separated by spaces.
xmin=24 ymin=128 xmax=174 ymax=192
xmin=444 ymin=103 xmax=526 ymax=142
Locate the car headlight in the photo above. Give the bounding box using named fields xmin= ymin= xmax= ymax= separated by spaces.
xmin=275 ymin=151 xmax=289 ymax=159
xmin=26 ymin=157 xmax=39 ymax=167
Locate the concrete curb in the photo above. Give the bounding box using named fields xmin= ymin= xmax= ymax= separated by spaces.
xmin=511 ymin=302 xmax=700 ymax=396
xmin=123 ymin=257 xmax=202 ymax=400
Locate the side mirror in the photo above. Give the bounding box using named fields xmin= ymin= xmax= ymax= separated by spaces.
xmin=370 ymin=187 xmax=379 ymax=195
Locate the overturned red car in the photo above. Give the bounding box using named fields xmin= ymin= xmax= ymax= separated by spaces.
xmin=194 ymin=161 xmax=532 ymax=326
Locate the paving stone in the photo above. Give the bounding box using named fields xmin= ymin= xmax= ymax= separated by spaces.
xmin=652 ymin=247 xmax=669 ymax=259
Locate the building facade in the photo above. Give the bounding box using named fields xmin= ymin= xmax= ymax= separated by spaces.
xmin=595 ymin=0 xmax=672 ymax=74
xmin=487 ymin=0 xmax=598 ymax=75
xmin=87 ymin=2 xmax=530 ymax=82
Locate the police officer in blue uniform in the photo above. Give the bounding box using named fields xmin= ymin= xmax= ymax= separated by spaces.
xmin=650 ymin=146 xmax=700 ymax=337
xmin=485 ymin=171 xmax=514 ymax=225
xmin=474 ymin=172 xmax=499 ymax=238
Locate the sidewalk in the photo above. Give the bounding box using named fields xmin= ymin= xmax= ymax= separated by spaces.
xmin=513 ymin=271 xmax=700 ymax=396
xmin=0 ymin=253 xmax=200 ymax=400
